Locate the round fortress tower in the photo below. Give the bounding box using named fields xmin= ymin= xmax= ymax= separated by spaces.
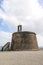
xmin=11 ymin=25 xmax=38 ymax=51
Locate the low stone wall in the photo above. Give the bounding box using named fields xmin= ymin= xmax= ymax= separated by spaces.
xmin=2 ymin=42 xmax=10 ymax=51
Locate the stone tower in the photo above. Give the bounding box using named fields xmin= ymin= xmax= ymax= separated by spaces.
xmin=11 ymin=25 xmax=38 ymax=51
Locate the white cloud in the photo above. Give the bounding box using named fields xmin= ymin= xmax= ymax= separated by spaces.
xmin=37 ymin=35 xmax=43 ymax=47
xmin=0 ymin=31 xmax=12 ymax=46
xmin=1 ymin=0 xmax=43 ymax=28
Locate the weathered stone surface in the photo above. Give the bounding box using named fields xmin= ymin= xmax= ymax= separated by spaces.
xmin=11 ymin=32 xmax=38 ymax=51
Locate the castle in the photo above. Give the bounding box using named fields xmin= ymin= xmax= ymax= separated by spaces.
xmin=2 ymin=25 xmax=38 ymax=51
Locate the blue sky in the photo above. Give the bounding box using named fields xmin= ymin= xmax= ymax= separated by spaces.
xmin=0 ymin=18 xmax=12 ymax=32
xmin=0 ymin=0 xmax=43 ymax=47
xmin=39 ymin=0 xmax=43 ymax=7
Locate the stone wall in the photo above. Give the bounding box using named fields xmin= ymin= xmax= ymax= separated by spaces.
xmin=11 ymin=32 xmax=38 ymax=51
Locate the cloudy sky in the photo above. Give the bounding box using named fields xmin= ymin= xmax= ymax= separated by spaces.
xmin=0 ymin=0 xmax=43 ymax=47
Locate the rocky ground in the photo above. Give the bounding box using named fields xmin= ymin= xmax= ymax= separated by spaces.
xmin=0 ymin=51 xmax=43 ymax=65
